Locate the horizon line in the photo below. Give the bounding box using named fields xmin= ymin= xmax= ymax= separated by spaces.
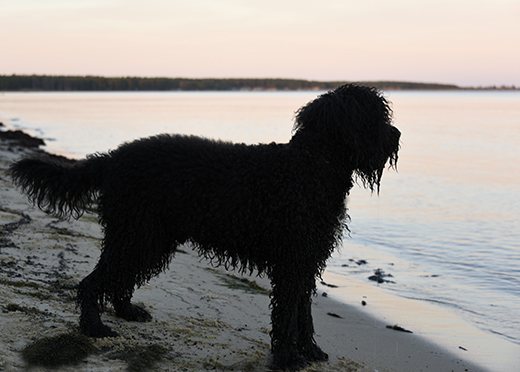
xmin=1 ymin=74 xmax=518 ymax=91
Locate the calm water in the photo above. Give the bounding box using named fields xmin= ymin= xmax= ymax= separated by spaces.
xmin=1 ymin=90 xmax=519 ymax=345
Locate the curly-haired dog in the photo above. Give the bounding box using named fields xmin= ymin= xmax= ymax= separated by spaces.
xmin=10 ymin=84 xmax=400 ymax=371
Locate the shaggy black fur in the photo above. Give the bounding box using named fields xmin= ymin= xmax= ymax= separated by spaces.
xmin=9 ymin=84 xmax=400 ymax=371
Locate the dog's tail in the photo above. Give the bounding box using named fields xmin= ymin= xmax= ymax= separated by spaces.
xmin=9 ymin=153 xmax=108 ymax=219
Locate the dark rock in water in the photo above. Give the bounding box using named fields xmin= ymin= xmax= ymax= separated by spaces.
xmin=368 ymin=268 xmax=395 ymax=284
xmin=0 ymin=130 xmax=45 ymax=147
xmin=368 ymin=274 xmax=385 ymax=284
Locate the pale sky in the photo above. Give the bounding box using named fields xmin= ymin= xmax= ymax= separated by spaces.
xmin=1 ymin=0 xmax=519 ymax=86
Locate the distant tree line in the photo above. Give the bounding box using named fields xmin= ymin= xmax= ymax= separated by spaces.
xmin=0 ymin=74 xmax=466 ymax=91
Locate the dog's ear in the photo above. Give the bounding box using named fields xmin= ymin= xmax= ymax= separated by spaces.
xmin=293 ymin=84 xmax=399 ymax=191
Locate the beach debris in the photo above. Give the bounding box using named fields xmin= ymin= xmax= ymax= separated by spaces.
xmin=206 ymin=268 xmax=270 ymax=295
xmin=348 ymin=258 xmax=368 ymax=265
xmin=386 ymin=324 xmax=413 ymax=333
xmin=107 ymin=344 xmax=167 ymax=372
xmin=322 ymin=291 xmax=328 ymax=297
xmin=2 ymin=213 xmax=32 ymax=233
xmin=368 ymin=268 xmax=395 ymax=284
xmin=327 ymin=312 xmax=344 ymax=319
xmin=459 ymin=346 xmax=468 ymax=351
xmin=361 ymin=300 xmax=367 ymax=306
xmin=0 ymin=129 xmax=45 ymax=147
xmin=21 ymin=332 xmax=96 ymax=367
xmin=320 ymin=280 xmax=338 ymax=288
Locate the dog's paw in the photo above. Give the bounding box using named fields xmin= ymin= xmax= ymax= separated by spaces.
xmin=116 ymin=303 xmax=152 ymax=322
xmin=81 ymin=322 xmax=119 ymax=338
xmin=301 ymin=344 xmax=329 ymax=362
xmin=80 ymin=309 xmax=119 ymax=338
xmin=270 ymin=352 xmax=308 ymax=371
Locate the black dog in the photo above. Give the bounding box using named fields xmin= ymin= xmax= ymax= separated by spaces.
xmin=9 ymin=84 xmax=400 ymax=371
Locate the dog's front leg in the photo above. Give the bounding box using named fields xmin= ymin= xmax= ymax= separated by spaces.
xmin=297 ymin=294 xmax=328 ymax=362
xmin=269 ymin=270 xmax=308 ymax=371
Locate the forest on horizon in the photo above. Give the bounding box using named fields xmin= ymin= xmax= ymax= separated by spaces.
xmin=0 ymin=74 xmax=517 ymax=91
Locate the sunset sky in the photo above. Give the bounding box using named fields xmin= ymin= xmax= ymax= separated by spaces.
xmin=1 ymin=0 xmax=519 ymax=86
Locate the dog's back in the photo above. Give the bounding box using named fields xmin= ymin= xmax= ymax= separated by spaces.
xmin=97 ymin=133 xmax=346 ymax=274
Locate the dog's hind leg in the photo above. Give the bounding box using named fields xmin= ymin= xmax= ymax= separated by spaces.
xmin=102 ymin=219 xmax=176 ymax=325
xmin=77 ymin=249 xmax=154 ymax=337
xmin=77 ymin=231 xmax=154 ymax=337
xmin=112 ymin=291 xmax=152 ymax=322
xmin=101 ymin=241 xmax=154 ymax=324
xmin=77 ymin=267 xmax=118 ymax=337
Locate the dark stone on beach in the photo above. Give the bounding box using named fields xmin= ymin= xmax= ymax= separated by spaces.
xmin=386 ymin=324 xmax=413 ymax=333
xmin=0 ymin=130 xmax=45 ymax=148
xmin=361 ymin=300 xmax=367 ymax=306
xmin=320 ymin=281 xmax=338 ymax=288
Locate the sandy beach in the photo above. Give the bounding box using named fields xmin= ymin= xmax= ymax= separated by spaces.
xmin=0 ymin=135 xmax=517 ymax=372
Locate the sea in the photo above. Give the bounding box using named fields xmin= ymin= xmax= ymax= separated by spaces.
xmin=1 ymin=90 xmax=519 ymax=353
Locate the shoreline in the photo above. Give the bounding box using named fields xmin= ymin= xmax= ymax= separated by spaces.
xmin=319 ymin=271 xmax=520 ymax=372
xmin=0 ymin=137 xmax=517 ymax=371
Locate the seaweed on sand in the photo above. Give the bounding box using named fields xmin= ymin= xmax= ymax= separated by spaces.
xmin=107 ymin=344 xmax=168 ymax=372
xmin=21 ymin=332 xmax=95 ymax=367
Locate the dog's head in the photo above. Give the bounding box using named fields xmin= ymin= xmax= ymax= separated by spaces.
xmin=293 ymin=84 xmax=400 ymax=192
